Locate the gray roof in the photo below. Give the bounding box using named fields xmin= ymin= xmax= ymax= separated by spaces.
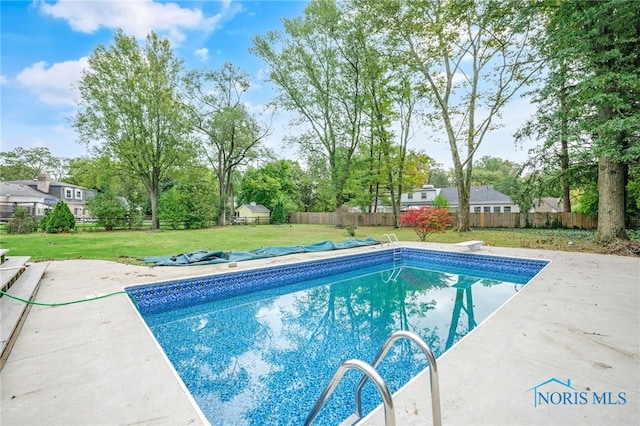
xmin=439 ymin=185 xmax=514 ymax=205
xmin=240 ymin=203 xmax=270 ymax=213
xmin=532 ymin=197 xmax=562 ymax=211
xmin=11 ymin=179 xmax=86 ymax=189
xmin=0 ymin=182 xmax=57 ymax=204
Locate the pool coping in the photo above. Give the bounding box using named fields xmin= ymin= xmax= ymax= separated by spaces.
xmin=126 ymin=246 xmax=548 ymax=315
xmin=1 ymin=242 xmax=638 ymax=426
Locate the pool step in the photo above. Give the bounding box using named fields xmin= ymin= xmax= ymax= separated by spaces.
xmin=0 ymin=248 xmax=9 ymax=264
xmin=338 ymin=414 xmax=360 ymax=426
xmin=1 ymin=256 xmax=31 ymax=293
xmin=1 ymin=261 xmax=48 ymax=370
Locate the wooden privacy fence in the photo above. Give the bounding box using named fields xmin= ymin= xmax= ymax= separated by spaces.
xmin=288 ymin=211 xmax=598 ymax=230
xmin=288 ymin=212 xmax=398 ymax=227
xmin=471 ymin=212 xmax=596 ymax=229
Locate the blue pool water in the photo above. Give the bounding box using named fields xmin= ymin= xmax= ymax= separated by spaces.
xmin=128 ymin=248 xmax=547 ymax=425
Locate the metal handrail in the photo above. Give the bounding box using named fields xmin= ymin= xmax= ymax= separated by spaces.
xmin=355 ymin=330 xmax=441 ymax=426
xmin=382 ymin=233 xmax=402 ymax=267
xmin=304 ymin=359 xmax=395 ymax=426
xmin=381 ymin=233 xmax=400 ymax=247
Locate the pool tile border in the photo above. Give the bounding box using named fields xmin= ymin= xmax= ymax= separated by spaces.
xmin=127 ymin=248 xmax=549 ymax=315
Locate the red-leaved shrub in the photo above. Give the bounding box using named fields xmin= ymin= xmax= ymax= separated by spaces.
xmin=399 ymin=207 xmax=454 ymax=241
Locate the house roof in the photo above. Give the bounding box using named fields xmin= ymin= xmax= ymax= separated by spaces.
xmin=438 ymin=185 xmax=514 ymax=205
xmin=10 ymin=179 xmax=87 ymax=189
xmin=0 ymin=182 xmax=57 ymax=204
xmin=239 ymin=203 xmax=270 ymax=213
xmin=531 ymin=197 xmax=562 ymax=212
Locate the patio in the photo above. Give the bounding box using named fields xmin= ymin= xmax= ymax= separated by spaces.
xmin=1 ymin=243 xmax=638 ymax=425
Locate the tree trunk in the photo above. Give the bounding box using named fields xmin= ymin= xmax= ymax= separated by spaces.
xmin=595 ymin=156 xmax=627 ymax=242
xmin=150 ymin=187 xmax=159 ymax=230
xmin=559 ymin=73 xmax=572 ymax=213
xmin=456 ymin=184 xmax=471 ymax=232
xmin=217 ymin=176 xmax=227 ymax=226
xmin=560 ymin=133 xmax=572 ymax=212
xmin=456 ymin=167 xmax=472 ymax=232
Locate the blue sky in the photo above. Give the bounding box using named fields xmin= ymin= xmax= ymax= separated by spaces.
xmin=1 ymin=0 xmax=309 ymax=159
xmin=1 ymin=0 xmax=537 ymax=168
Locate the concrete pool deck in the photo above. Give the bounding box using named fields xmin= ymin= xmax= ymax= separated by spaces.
xmin=1 ymin=243 xmax=638 ymax=425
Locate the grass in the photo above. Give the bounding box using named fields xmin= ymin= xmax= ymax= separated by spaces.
xmin=2 ymin=223 xmax=634 ymax=264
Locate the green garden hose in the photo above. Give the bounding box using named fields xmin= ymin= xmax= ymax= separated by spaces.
xmin=0 ymin=289 xmax=127 ymax=307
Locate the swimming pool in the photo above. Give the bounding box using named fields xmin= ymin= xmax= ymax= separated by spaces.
xmin=127 ymin=248 xmax=548 ymax=425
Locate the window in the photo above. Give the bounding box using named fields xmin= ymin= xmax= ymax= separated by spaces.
xmin=64 ymin=188 xmax=73 ymax=198
xmin=504 ymin=206 xmax=512 ymax=212
xmin=408 ymin=193 xmax=413 ymax=200
xmin=421 ymin=192 xmax=427 ymax=199
xmin=493 ymin=206 xmax=501 ymax=213
xmin=474 ymin=207 xmax=481 ymax=213
xmin=75 ymin=189 xmax=83 ymax=199
xmin=483 ymin=206 xmax=491 ymax=213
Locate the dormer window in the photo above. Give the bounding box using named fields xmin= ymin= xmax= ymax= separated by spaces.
xmin=64 ymin=188 xmax=73 ymax=198
xmin=75 ymin=189 xmax=82 ymax=199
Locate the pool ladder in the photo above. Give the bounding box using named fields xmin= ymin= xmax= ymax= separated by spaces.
xmin=381 ymin=266 xmax=402 ymax=283
xmin=382 ymin=233 xmax=402 ymax=263
xmin=303 ymin=330 xmax=441 ymax=426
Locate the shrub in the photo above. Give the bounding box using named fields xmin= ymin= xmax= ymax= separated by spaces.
xmin=159 ymin=187 xmax=189 ymax=230
xmin=41 ymin=200 xmax=75 ymax=233
xmin=345 ymin=224 xmax=356 ymax=237
xmin=159 ymin=183 xmax=215 ymax=229
xmin=399 ymin=207 xmax=454 ymax=241
xmin=86 ymin=191 xmax=128 ymax=231
xmin=6 ymin=207 xmax=39 ymax=234
xmin=432 ymin=194 xmax=450 ymax=209
xmin=270 ymin=199 xmax=287 ymax=224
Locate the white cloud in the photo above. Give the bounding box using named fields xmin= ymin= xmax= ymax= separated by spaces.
xmin=255 ymin=68 xmax=270 ymax=82
xmin=38 ymin=0 xmax=242 ymax=42
xmin=15 ymin=57 xmax=89 ymax=106
xmin=0 ymin=75 xmax=7 ymax=85
xmin=194 ymin=47 xmax=209 ymax=62
xmin=436 ymin=71 xmax=467 ymax=85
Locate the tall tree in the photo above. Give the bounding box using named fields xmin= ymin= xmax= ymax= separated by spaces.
xmin=251 ymin=0 xmax=369 ymax=208
xmin=543 ymin=0 xmax=640 ymax=242
xmin=472 ymin=156 xmax=523 ymax=197
xmin=183 ymin=63 xmax=270 ymax=226
xmin=357 ymin=0 xmax=542 ymax=231
xmin=237 ymin=159 xmax=304 ymax=212
xmin=0 ymin=147 xmax=63 ymax=180
xmin=73 ymin=30 xmax=192 ymax=230
xmin=341 ymin=7 xmax=424 ymax=226
xmin=515 ymin=56 xmax=590 ymax=213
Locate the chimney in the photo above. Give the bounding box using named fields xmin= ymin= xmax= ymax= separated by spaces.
xmin=37 ymin=173 xmax=51 ymax=193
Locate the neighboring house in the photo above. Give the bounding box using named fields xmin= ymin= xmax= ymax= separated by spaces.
xmin=235 ymin=202 xmax=270 ymax=224
xmin=401 ymin=184 xmax=439 ymax=209
xmin=0 ymin=173 xmax=95 ymax=221
xmin=400 ymin=184 xmax=520 ymax=213
xmin=348 ymin=200 xmax=394 ymax=214
xmin=529 ymin=197 xmax=562 ymax=213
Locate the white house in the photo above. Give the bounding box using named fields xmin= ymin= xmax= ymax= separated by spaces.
xmin=400 ymin=184 xmax=520 ymax=213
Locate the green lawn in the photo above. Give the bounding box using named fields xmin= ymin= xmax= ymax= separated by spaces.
xmin=1 ymin=224 xmax=619 ymax=263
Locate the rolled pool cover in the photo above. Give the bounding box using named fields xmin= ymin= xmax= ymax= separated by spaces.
xmin=143 ymin=237 xmax=381 ymax=266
